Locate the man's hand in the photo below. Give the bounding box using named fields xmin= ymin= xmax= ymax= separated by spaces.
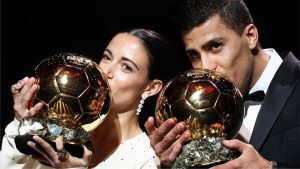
xmin=145 ymin=116 xmax=192 ymax=166
xmin=211 ymin=139 xmax=273 ymax=169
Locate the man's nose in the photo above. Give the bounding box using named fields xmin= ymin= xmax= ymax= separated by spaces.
xmin=201 ymin=56 xmax=217 ymax=70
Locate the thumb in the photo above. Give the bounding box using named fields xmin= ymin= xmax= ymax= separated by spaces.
xmin=82 ymin=146 xmax=93 ymax=167
xmin=145 ymin=116 xmax=156 ymax=134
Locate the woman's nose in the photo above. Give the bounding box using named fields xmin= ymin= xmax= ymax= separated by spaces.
xmin=99 ymin=63 xmax=113 ymax=79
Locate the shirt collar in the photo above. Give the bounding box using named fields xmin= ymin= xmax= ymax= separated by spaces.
xmin=249 ymin=48 xmax=282 ymax=94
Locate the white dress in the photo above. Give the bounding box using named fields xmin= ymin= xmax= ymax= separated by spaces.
xmin=0 ymin=119 xmax=160 ymax=169
xmin=96 ymin=133 xmax=159 ymax=169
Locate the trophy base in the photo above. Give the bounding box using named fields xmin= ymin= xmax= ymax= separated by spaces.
xmin=172 ymin=137 xmax=240 ymax=169
xmin=15 ymin=134 xmax=84 ymax=158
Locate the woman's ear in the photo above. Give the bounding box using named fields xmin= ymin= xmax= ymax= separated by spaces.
xmin=143 ymin=79 xmax=163 ymax=98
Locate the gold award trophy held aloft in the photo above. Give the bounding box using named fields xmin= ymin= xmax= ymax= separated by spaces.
xmin=15 ymin=53 xmax=111 ymax=160
xmin=155 ymin=68 xmax=245 ymax=169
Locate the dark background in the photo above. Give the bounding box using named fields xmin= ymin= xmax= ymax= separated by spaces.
xmin=1 ymin=0 xmax=299 ymax=146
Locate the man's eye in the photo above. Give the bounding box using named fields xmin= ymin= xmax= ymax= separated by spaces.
xmin=210 ymin=42 xmax=222 ymax=52
xmin=186 ymin=51 xmax=200 ymax=61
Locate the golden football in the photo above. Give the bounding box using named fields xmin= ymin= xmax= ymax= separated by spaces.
xmin=155 ymin=68 xmax=244 ymax=140
xmin=35 ymin=53 xmax=111 ymax=132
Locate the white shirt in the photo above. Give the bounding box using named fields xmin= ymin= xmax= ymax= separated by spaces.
xmin=238 ymin=48 xmax=283 ymax=142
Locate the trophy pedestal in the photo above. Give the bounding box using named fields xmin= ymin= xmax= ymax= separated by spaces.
xmin=15 ymin=134 xmax=84 ymax=158
xmin=172 ymin=137 xmax=240 ymax=169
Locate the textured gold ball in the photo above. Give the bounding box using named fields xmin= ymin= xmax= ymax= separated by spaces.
xmin=35 ymin=53 xmax=111 ymax=132
xmin=155 ymin=68 xmax=244 ymax=140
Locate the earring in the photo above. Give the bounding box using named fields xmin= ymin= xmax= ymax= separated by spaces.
xmin=136 ymin=95 xmax=146 ymax=115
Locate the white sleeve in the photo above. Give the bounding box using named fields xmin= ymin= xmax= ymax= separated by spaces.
xmin=0 ymin=119 xmax=90 ymax=169
xmin=0 ymin=118 xmax=30 ymax=168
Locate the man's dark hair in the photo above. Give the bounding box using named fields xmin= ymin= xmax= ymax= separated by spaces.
xmin=178 ymin=0 xmax=253 ymax=36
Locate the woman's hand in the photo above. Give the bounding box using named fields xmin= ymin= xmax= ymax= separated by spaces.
xmin=27 ymin=136 xmax=92 ymax=168
xmin=11 ymin=77 xmax=44 ymax=121
xmin=145 ymin=117 xmax=191 ymax=166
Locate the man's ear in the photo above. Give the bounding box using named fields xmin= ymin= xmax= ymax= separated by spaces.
xmin=244 ymin=24 xmax=259 ymax=50
xmin=143 ymin=79 xmax=163 ymax=98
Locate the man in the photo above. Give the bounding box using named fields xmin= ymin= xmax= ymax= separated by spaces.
xmin=145 ymin=0 xmax=300 ymax=168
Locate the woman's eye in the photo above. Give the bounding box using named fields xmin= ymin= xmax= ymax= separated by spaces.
xmin=122 ymin=63 xmax=133 ymax=72
xmin=102 ymin=54 xmax=111 ymax=61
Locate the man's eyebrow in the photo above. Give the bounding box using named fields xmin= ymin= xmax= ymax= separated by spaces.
xmin=202 ymin=37 xmax=224 ymax=50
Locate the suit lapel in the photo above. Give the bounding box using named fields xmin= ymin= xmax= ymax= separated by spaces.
xmin=249 ymin=52 xmax=300 ymax=150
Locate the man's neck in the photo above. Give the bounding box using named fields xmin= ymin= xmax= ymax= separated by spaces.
xmin=250 ymin=49 xmax=269 ymax=90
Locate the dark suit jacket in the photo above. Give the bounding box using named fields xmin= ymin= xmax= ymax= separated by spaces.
xmin=249 ymin=52 xmax=300 ymax=168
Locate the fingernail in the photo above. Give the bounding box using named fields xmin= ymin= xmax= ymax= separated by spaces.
xmin=167 ymin=118 xmax=175 ymax=125
xmin=223 ymin=140 xmax=230 ymax=144
xmin=27 ymin=141 xmax=33 ymax=146
xmin=33 ymin=135 xmax=39 ymax=140
xmin=172 ymin=117 xmax=177 ymax=123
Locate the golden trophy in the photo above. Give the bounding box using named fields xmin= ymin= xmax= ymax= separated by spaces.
xmin=155 ymin=68 xmax=244 ymax=168
xmin=15 ymin=53 xmax=111 ymax=159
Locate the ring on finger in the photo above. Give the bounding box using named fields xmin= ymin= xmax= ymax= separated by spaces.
xmin=57 ymin=149 xmax=68 ymax=161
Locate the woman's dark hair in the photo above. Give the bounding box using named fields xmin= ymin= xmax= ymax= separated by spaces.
xmin=128 ymin=28 xmax=173 ymax=84
xmin=125 ymin=29 xmax=174 ymax=130
xmin=178 ymin=0 xmax=253 ymax=36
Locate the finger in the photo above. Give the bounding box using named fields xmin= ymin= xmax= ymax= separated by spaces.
xmin=12 ymin=77 xmax=29 ymax=101
xmin=18 ymin=77 xmax=37 ymax=98
xmin=32 ymin=136 xmax=57 ymax=161
xmin=55 ymin=136 xmax=64 ymax=152
xmin=150 ymin=118 xmax=177 ymax=145
xmin=10 ymin=77 xmax=28 ymax=98
xmin=222 ymin=139 xmax=247 ymax=152
xmin=21 ymin=80 xmax=38 ymax=109
xmin=14 ymin=77 xmax=37 ymax=111
xmin=210 ymin=159 xmax=239 ymax=169
xmin=156 ymin=122 xmax=187 ymax=153
xmin=27 ymin=102 xmax=44 ymax=117
xmin=20 ymin=84 xmax=39 ymax=114
xmin=82 ymin=146 xmax=93 ymax=167
xmin=145 ymin=116 xmax=156 ymax=134
xmin=27 ymin=84 xmax=40 ymax=108
xmin=161 ymin=130 xmax=191 ymax=164
xmin=31 ymin=154 xmax=49 ymax=164
xmin=27 ymin=140 xmax=55 ymax=167
xmin=11 ymin=77 xmax=29 ymax=93
xmin=20 ymin=76 xmax=30 ymax=85
xmin=167 ymin=142 xmax=182 ymax=164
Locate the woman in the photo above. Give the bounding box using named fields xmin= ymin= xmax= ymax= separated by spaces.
xmin=1 ymin=29 xmax=172 ymax=168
